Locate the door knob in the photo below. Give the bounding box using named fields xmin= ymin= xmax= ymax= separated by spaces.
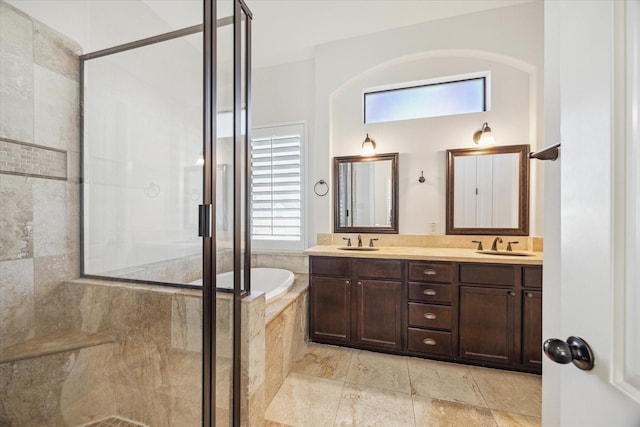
xmin=543 ymin=336 xmax=594 ymax=370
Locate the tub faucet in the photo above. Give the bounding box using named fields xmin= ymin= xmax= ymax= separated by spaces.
xmin=491 ymin=237 xmax=503 ymax=251
xmin=357 ymin=235 xmax=363 ymax=247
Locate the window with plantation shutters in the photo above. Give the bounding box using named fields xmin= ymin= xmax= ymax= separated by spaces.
xmin=251 ymin=123 xmax=304 ymax=250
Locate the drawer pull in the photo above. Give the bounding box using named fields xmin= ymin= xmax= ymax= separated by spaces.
xmin=422 ymin=338 xmax=437 ymax=346
xmin=423 ymin=289 xmax=437 ymax=296
xmin=424 ymin=313 xmax=437 ymax=320
xmin=424 ymin=269 xmax=437 ymax=276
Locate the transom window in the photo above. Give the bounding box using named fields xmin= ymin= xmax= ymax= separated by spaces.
xmin=363 ymin=72 xmax=489 ymax=124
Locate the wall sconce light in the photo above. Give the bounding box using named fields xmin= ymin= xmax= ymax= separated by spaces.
xmin=361 ymin=133 xmax=376 ymax=156
xmin=473 ymin=122 xmax=496 ymax=146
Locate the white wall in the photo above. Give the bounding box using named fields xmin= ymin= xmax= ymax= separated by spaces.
xmin=252 ymin=2 xmax=544 ymax=246
xmin=331 ymin=56 xmax=532 ymax=234
xmin=252 ymin=60 xmax=315 ymax=247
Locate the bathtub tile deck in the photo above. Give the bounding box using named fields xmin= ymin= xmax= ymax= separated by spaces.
xmin=266 ymin=344 xmax=541 ymax=427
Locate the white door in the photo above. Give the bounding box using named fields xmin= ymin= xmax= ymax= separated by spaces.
xmin=543 ymin=1 xmax=640 ymax=425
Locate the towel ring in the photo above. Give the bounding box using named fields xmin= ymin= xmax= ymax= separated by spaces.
xmin=314 ymin=179 xmax=329 ymax=196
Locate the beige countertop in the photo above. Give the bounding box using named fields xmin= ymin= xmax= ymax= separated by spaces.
xmin=303 ymin=245 xmax=543 ymax=265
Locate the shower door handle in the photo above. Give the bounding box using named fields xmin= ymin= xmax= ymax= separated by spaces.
xmin=198 ymin=204 xmax=213 ymax=237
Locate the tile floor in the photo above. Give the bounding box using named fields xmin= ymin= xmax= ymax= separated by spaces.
xmin=265 ymin=343 xmax=541 ymax=427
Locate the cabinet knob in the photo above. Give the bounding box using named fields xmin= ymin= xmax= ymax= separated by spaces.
xmin=526 ymin=292 xmax=534 ymax=298
xmin=423 ymin=269 xmax=437 ymax=276
xmin=422 ymin=338 xmax=437 ymax=346
xmin=357 ymin=281 xmax=362 ymax=285
xmin=345 ymin=280 xmax=350 ymax=285
xmin=507 ymin=290 xmax=516 ymax=296
xmin=424 ymin=313 xmax=437 ymax=320
xmin=423 ymin=289 xmax=437 ymax=296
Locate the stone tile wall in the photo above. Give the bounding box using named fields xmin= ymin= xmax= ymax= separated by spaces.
xmin=0 ymin=3 xmax=83 ymax=425
xmin=0 ymin=0 xmax=81 ymax=350
xmin=61 ymin=278 xmax=274 ymax=427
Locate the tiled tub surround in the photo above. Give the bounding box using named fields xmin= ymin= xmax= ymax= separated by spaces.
xmin=0 ymin=275 xmax=309 ymax=426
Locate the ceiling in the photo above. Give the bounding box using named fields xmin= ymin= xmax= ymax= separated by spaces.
xmin=6 ymin=0 xmax=534 ymax=69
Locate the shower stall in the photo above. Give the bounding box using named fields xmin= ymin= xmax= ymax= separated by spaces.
xmin=0 ymin=0 xmax=253 ymax=425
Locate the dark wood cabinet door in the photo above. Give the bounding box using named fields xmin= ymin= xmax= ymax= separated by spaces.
xmin=458 ymin=286 xmax=515 ymax=366
xmin=521 ymin=290 xmax=542 ymax=369
xmin=354 ymin=279 xmax=403 ymax=350
xmin=309 ymin=276 xmax=351 ymax=343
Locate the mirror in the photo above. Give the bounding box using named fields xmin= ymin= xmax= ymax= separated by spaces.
xmin=334 ymin=153 xmax=399 ymax=233
xmin=446 ymin=144 xmax=529 ymax=235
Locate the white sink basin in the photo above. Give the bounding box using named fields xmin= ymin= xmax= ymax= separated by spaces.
xmin=477 ymin=250 xmax=533 ymax=257
xmin=338 ymin=247 xmax=380 ymax=251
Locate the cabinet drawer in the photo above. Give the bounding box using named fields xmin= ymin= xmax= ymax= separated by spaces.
xmin=408 ymin=282 xmax=452 ymax=303
xmin=353 ymin=259 xmax=403 ymax=280
xmin=407 ymin=328 xmax=452 ymax=357
xmin=311 ymin=257 xmax=351 ymax=277
xmin=523 ymin=266 xmax=543 ymax=289
xmin=408 ymin=262 xmax=452 ymax=283
xmin=408 ymin=303 xmax=452 ymax=330
xmin=458 ymin=263 xmax=515 ymax=286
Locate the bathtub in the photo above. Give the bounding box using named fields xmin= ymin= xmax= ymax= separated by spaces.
xmin=191 ymin=268 xmax=295 ymax=303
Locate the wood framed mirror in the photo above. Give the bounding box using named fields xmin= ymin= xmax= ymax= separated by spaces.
xmin=334 ymin=152 xmax=399 ymax=233
xmin=446 ymin=144 xmax=530 ymax=235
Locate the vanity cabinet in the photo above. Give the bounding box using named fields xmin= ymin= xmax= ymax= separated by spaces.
xmin=458 ymin=285 xmax=516 ymax=366
xmin=309 ymin=257 xmax=404 ymax=351
xmin=457 ymin=263 xmax=543 ymax=373
xmin=309 ymin=258 xmax=351 ymax=343
xmin=521 ymin=266 xmax=543 ymax=370
xmin=406 ymin=262 xmax=455 ymax=358
xmin=308 ymin=255 xmax=542 ymax=374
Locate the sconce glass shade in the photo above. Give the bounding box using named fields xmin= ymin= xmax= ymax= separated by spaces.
xmin=361 ymin=134 xmax=376 ymax=156
xmin=473 ymin=122 xmax=496 ymax=146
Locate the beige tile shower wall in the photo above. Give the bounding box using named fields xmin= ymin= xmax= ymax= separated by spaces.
xmin=63 ymin=279 xmax=268 ymax=427
xmin=0 ymin=345 xmax=116 ymax=426
xmin=0 ymin=1 xmax=81 ymax=349
xmin=0 ymin=139 xmax=67 ymax=179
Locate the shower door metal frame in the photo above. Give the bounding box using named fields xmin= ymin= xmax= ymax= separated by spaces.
xmin=203 ymin=1 xmax=215 ymax=425
xmin=79 ymin=24 xmax=204 ymax=290
xmin=78 ymin=1 xmax=251 ymax=423
xmin=210 ymin=0 xmax=252 ymax=425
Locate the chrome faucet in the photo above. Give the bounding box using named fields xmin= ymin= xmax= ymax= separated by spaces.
xmin=491 ymin=237 xmax=503 ymax=251
xmin=357 ymin=234 xmax=363 ymax=247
